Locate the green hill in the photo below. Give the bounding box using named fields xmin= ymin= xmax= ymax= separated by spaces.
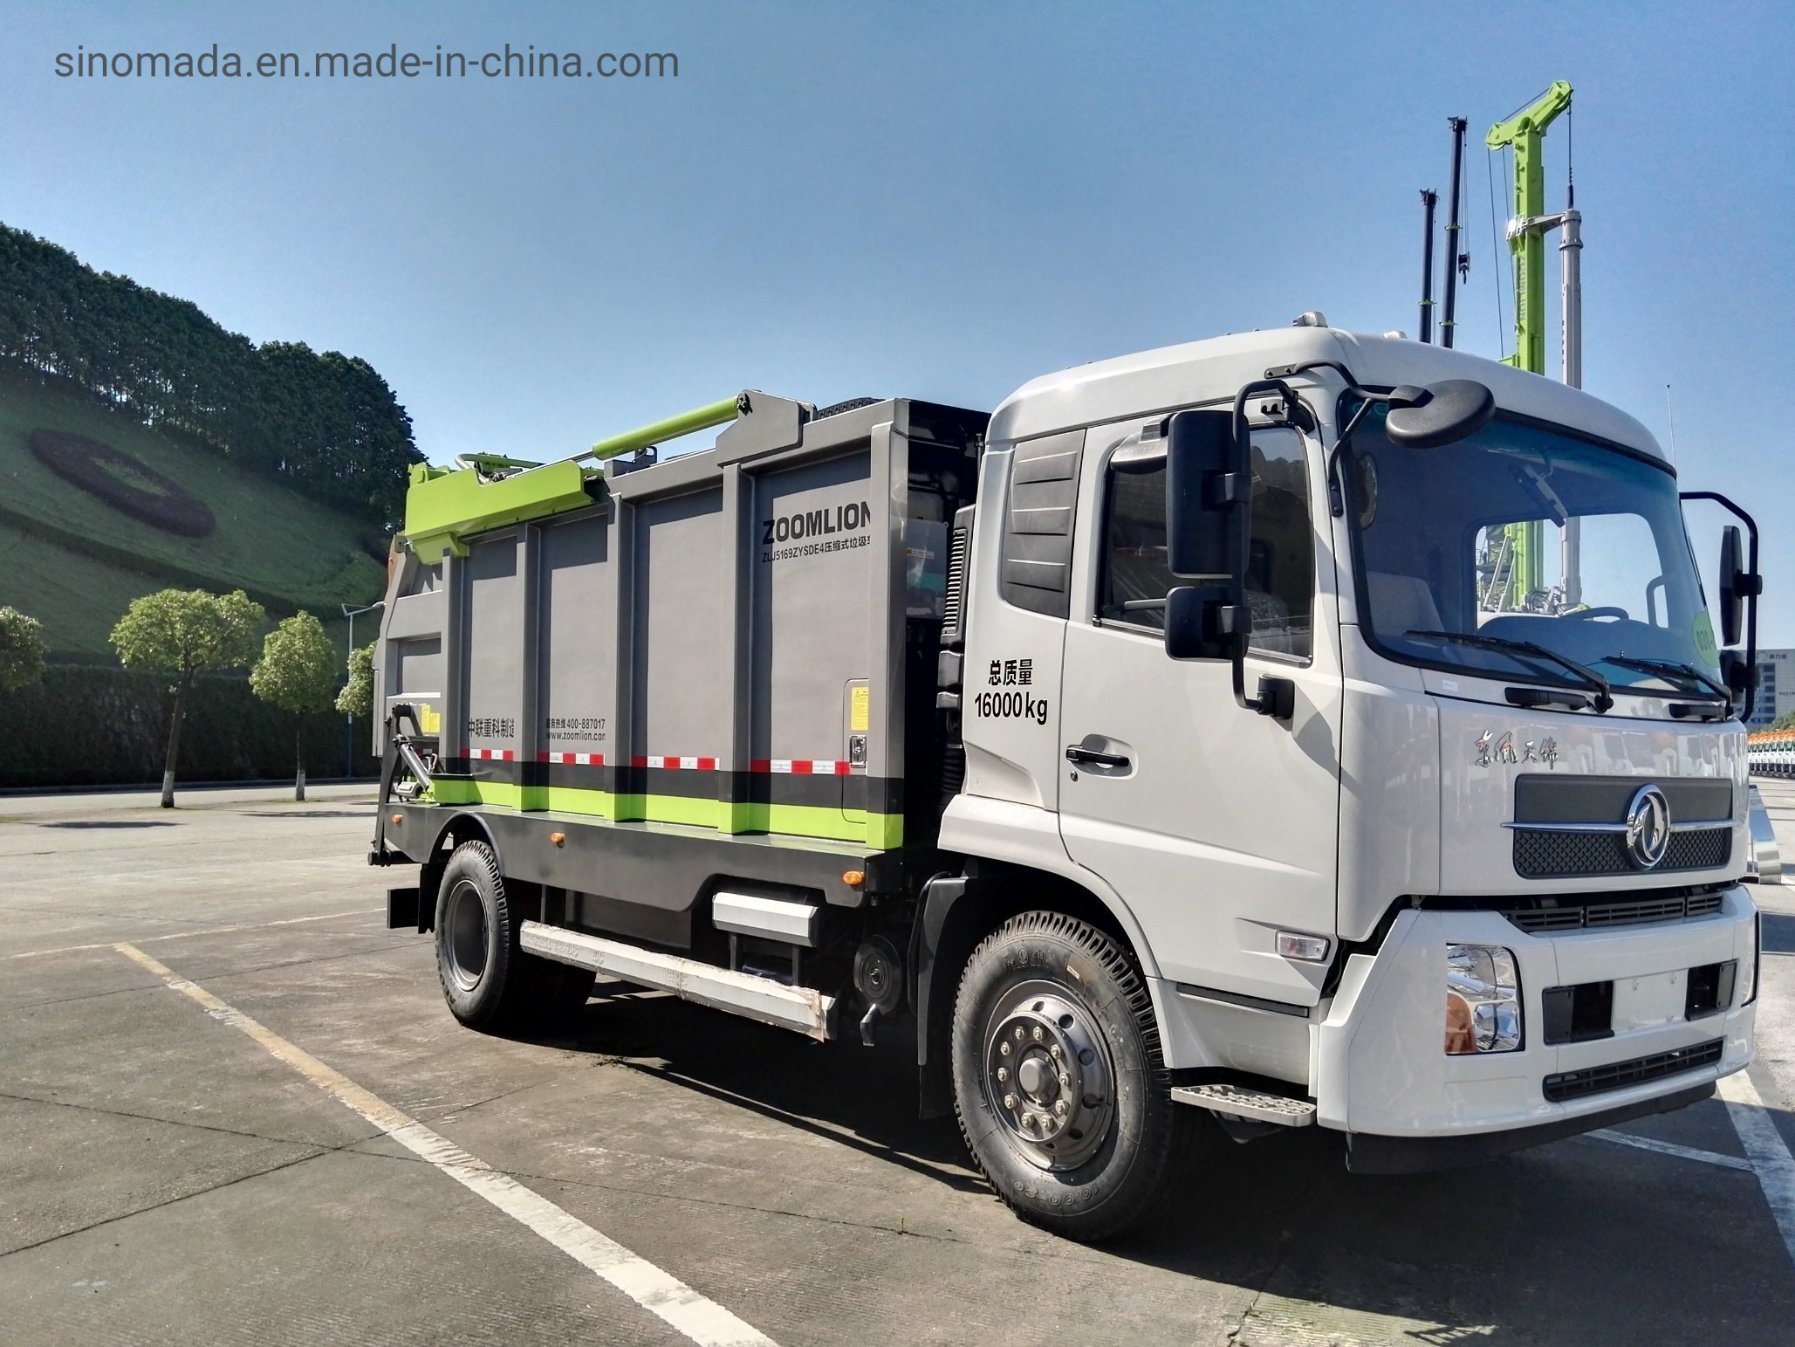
xmin=0 ymin=371 xmax=387 ymax=657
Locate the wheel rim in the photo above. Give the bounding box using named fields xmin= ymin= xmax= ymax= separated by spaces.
xmin=444 ymin=878 xmax=488 ymax=992
xmin=981 ymin=978 xmax=1115 ymax=1171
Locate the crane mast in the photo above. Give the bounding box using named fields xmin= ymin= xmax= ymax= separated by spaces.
xmin=1485 ymin=80 xmax=1578 ymax=607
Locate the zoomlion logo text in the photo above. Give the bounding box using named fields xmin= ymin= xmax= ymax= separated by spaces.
xmin=760 ymin=500 xmax=871 ymax=562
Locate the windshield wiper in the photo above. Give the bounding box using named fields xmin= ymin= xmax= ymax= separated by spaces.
xmin=1405 ymin=629 xmax=1614 ymax=713
xmin=1601 ymin=654 xmax=1729 ymax=703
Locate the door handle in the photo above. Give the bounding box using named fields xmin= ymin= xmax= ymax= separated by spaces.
xmin=1065 ymin=745 xmax=1130 ymax=768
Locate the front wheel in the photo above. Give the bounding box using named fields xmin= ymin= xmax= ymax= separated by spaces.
xmin=950 ymin=911 xmax=1191 ymax=1241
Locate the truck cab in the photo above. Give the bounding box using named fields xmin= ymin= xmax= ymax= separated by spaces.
xmin=946 ymin=323 xmax=1758 ymax=1170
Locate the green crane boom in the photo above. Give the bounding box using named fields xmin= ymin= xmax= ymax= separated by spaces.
xmin=1488 ymin=80 xmax=1572 ymax=377
xmin=1486 ymin=80 xmax=1573 ymax=605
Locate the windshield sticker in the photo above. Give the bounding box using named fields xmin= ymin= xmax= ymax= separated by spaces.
xmin=1693 ymin=612 xmax=1719 ymax=665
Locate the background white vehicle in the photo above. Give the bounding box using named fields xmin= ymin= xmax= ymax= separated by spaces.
xmin=369 ymin=322 xmax=1764 ymax=1240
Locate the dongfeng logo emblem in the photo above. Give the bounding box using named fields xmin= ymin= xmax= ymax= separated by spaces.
xmin=1472 ymin=730 xmax=1558 ymax=769
xmin=1624 ymin=784 xmax=1672 ymax=870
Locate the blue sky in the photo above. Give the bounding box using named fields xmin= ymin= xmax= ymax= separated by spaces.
xmin=5 ymin=1 xmax=1794 ymax=641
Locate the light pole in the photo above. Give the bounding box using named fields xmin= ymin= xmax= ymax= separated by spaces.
xmin=341 ymin=600 xmax=385 ymax=777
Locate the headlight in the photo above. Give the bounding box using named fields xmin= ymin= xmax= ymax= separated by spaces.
xmin=1741 ymin=911 xmax=1761 ymax=1006
xmin=1445 ymin=944 xmax=1523 ymax=1054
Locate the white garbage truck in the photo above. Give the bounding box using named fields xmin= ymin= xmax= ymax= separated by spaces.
xmin=369 ymin=319 xmax=1764 ymax=1240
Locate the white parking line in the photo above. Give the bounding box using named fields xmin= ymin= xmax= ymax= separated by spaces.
xmin=1719 ymin=1068 xmax=1795 ymax=1268
xmin=1587 ymin=1128 xmax=1754 ymax=1172
xmin=9 ymin=909 xmax=381 ymax=959
xmin=114 ymin=941 xmax=780 ymax=1347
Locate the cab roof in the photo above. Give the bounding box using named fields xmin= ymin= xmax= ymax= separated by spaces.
xmin=987 ymin=326 xmax=1666 ymax=464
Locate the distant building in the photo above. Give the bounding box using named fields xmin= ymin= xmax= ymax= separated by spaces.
xmin=1746 ymin=648 xmax=1795 ymax=729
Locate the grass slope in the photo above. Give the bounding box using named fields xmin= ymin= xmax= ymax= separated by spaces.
xmin=0 ymin=372 xmax=385 ymax=655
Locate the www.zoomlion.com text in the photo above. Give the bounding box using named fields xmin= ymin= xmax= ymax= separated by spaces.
xmin=54 ymin=44 xmax=678 ymax=81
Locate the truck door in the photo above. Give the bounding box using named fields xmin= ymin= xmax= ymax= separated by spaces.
xmin=959 ymin=432 xmax=1084 ymax=822
xmin=1056 ymin=419 xmax=1343 ymax=1007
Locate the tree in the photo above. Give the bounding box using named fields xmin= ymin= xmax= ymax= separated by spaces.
xmin=250 ymin=612 xmax=340 ymax=801
xmin=337 ymin=642 xmax=374 ymax=718
xmin=111 ymin=588 xmax=264 ymax=807
xmin=0 ymin=606 xmax=46 ymax=693
xmin=0 ymin=222 xmax=423 ymax=526
xmin=1771 ymin=710 xmax=1795 ymax=733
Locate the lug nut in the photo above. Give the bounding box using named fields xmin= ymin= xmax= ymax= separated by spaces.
xmin=996 ymin=1066 xmax=1009 ymax=1083
xmin=999 ymin=1041 xmax=1011 ymax=1057
xmin=1055 ymin=1100 xmax=1070 ymax=1117
xmin=1059 ymin=1072 xmax=1071 ymax=1089
xmin=1015 ymin=1026 xmax=1026 ymax=1041
xmin=1003 ymin=1093 xmax=1016 ymax=1110
xmin=1049 ymin=1044 xmax=1062 ymax=1061
xmin=1031 ymin=1026 xmax=1043 ymax=1042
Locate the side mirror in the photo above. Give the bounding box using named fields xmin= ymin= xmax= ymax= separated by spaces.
xmin=1165 ymin=409 xmax=1248 ymax=577
xmin=1682 ymin=489 xmax=1761 ymax=722
xmin=1719 ymin=525 xmax=1752 ymax=647
xmin=1163 ymin=409 xmax=1250 ymax=662
xmin=1384 ymin=380 xmax=1496 ymax=449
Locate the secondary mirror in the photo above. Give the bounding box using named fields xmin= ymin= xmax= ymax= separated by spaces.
xmin=1384 ymin=379 xmax=1496 ymax=449
xmin=1165 ymin=584 xmax=1248 ymax=662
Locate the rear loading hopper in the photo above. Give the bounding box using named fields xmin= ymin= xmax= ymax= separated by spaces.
xmin=373 ymin=392 xmax=985 ymax=905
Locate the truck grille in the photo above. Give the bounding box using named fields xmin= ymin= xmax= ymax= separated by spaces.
xmin=1502 ymin=887 xmax=1728 ymax=934
xmin=1542 ymin=1038 xmax=1723 ymax=1102
xmin=1512 ymin=826 xmax=1731 ymax=880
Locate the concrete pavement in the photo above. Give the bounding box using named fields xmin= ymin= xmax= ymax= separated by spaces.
xmin=2 ymin=781 xmax=1793 ymax=1345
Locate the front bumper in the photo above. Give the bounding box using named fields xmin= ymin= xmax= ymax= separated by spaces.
xmin=1314 ymin=887 xmax=1756 ymax=1148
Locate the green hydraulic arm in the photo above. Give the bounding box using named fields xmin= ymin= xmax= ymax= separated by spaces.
xmin=580 ymin=394 xmax=744 ymax=464
xmin=1486 ymin=80 xmax=1573 ymax=605
xmin=403 ymin=395 xmax=745 ymax=563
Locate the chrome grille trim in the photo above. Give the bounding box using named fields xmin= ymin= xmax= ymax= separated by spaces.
xmin=1501 ymin=818 xmax=1734 ymax=834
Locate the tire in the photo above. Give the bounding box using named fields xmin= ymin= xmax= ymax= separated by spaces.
xmin=536 ymin=961 xmax=598 ymax=1021
xmin=950 ymin=910 xmax=1190 ymax=1241
xmin=433 ymin=841 xmax=593 ymax=1030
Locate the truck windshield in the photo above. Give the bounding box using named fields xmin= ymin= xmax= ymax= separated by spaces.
xmin=1342 ymin=408 xmax=1722 ymax=699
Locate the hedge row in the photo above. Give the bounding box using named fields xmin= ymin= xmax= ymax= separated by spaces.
xmin=0 ymin=663 xmax=377 ymax=789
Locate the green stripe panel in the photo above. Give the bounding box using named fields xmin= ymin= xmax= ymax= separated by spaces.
xmin=427 ymin=779 xmax=901 ymax=849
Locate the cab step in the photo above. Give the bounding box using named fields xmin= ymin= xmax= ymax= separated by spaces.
xmin=518 ymin=920 xmax=836 ymax=1041
xmin=1172 ymin=1083 xmax=1317 ymax=1126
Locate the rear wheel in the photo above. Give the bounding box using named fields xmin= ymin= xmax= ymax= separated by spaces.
xmin=434 ymin=840 xmax=594 ymax=1029
xmin=950 ymin=910 xmax=1190 ymax=1241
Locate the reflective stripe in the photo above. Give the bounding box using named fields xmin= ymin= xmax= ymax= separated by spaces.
xmin=750 ymin=759 xmax=852 ymax=776
xmin=524 ymin=754 xmax=851 ymax=773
